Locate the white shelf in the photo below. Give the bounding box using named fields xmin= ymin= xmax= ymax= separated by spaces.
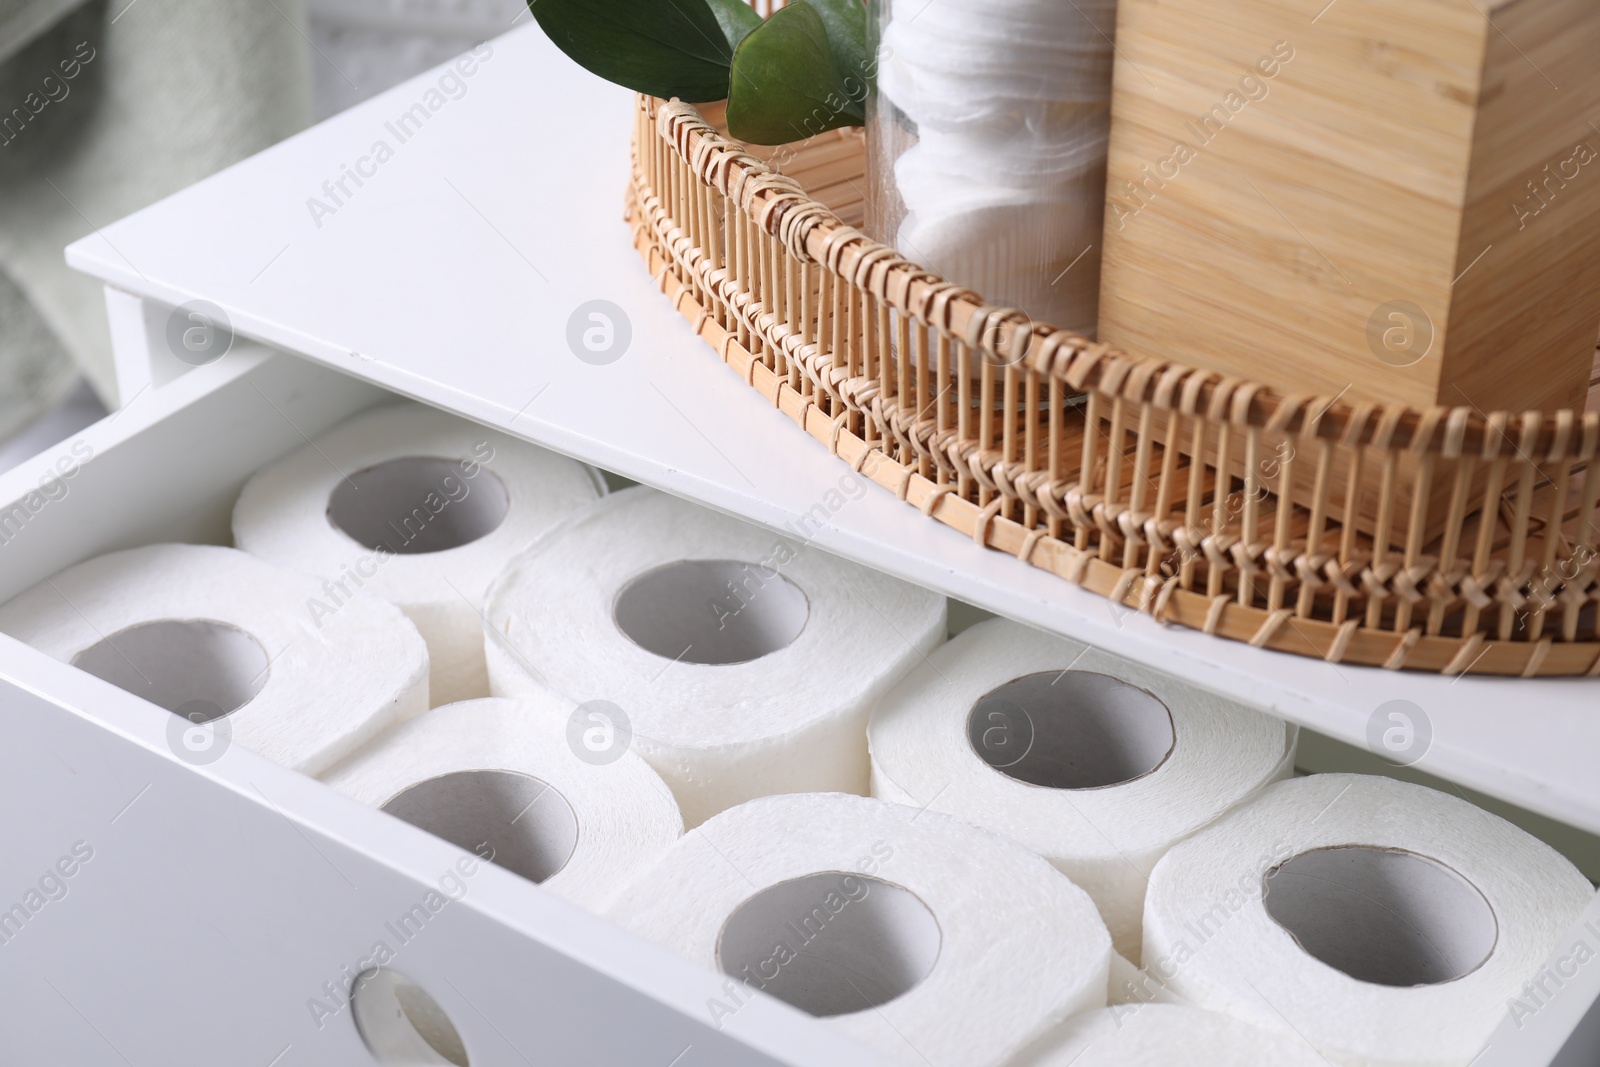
xmin=65 ymin=25 xmax=1600 ymax=836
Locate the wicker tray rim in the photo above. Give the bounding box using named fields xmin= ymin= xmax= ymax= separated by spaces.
xmin=652 ymin=100 xmax=1600 ymax=464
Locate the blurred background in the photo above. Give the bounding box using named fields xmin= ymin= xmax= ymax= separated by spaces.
xmin=0 ymin=0 xmax=524 ymax=470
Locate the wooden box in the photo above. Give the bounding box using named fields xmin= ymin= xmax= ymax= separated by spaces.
xmin=1098 ymin=0 xmax=1600 ymax=418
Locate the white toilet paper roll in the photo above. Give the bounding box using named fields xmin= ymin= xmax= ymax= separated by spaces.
xmin=0 ymin=543 xmax=427 ymax=773
xmin=485 ymin=488 xmax=947 ymax=827
xmin=869 ymin=617 xmax=1294 ymax=960
xmin=1143 ymin=774 xmax=1594 ymax=1067
xmin=606 ymin=792 xmax=1111 ymax=1067
xmin=1016 ymin=1004 xmax=1330 ymax=1067
xmin=1106 ymin=950 xmax=1193 ymax=1009
xmin=233 ymin=402 xmax=604 ymax=707
xmin=1107 ymin=952 xmax=1146 ymax=1006
xmin=322 ymin=696 xmax=682 ymax=911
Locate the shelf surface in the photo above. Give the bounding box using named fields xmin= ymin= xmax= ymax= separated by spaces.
xmin=65 ymin=24 xmax=1600 ymax=834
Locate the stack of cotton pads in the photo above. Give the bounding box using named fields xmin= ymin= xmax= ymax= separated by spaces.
xmin=877 ymin=0 xmax=1119 ymax=334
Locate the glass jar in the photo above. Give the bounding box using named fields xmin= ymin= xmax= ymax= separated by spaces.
xmin=867 ymin=0 xmax=1119 ymax=337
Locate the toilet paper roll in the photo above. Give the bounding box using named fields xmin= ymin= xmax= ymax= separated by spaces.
xmin=606 ymin=792 xmax=1111 ymax=1067
xmin=485 ymin=488 xmax=947 ymax=827
xmin=1016 ymin=1004 xmax=1331 ymax=1067
xmin=322 ymin=696 xmax=682 ymax=911
xmin=869 ymin=617 xmax=1295 ymax=960
xmin=233 ymin=402 xmax=604 ymax=707
xmin=1143 ymin=774 xmax=1594 ymax=1067
xmin=1106 ymin=950 xmax=1193 ymax=1009
xmin=0 ymin=543 xmax=427 ymax=773
xmin=1106 ymin=952 xmax=1146 ymax=1006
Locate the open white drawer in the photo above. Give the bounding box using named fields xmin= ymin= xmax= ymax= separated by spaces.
xmin=0 ymin=348 xmax=886 ymax=1067
xmin=2 ymin=341 xmax=1599 ymax=1067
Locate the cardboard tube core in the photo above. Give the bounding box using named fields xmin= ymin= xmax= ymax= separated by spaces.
xmin=1264 ymin=845 xmax=1499 ymax=987
xmin=72 ymin=618 xmax=268 ymax=723
xmin=717 ymin=872 xmax=942 ymax=1017
xmin=383 ymin=770 xmax=579 ymax=885
xmin=614 ymin=559 xmax=810 ymax=665
xmin=967 ymin=670 xmax=1176 ymax=789
xmin=328 ymin=455 xmax=509 ymax=555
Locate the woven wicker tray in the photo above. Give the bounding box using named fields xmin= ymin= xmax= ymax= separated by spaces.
xmin=628 ymin=94 xmax=1600 ymax=677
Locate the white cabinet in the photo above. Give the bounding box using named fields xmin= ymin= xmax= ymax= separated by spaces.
xmin=0 ymin=19 xmax=1592 ymax=1067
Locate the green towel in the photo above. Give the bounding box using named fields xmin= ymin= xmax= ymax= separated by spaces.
xmin=0 ymin=0 xmax=311 ymax=425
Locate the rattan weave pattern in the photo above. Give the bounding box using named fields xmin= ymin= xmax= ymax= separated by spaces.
xmin=628 ymin=92 xmax=1600 ymax=677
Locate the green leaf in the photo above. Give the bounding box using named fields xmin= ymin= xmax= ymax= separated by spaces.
xmin=807 ymin=0 xmax=870 ymax=101
xmin=726 ymin=1 xmax=867 ymax=145
xmin=526 ymin=0 xmax=740 ymax=102
xmin=705 ymin=0 xmax=763 ymax=50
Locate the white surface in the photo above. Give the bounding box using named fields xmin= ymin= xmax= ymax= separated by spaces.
xmin=869 ymin=617 xmax=1294 ymax=960
xmin=59 ymin=23 xmax=1600 ymax=835
xmin=1143 ymin=774 xmax=1594 ymax=1066
xmin=486 ymin=487 xmax=947 ymax=828
xmin=321 ymin=696 xmax=684 ymax=911
xmin=607 ymin=791 xmax=1112 ymax=1067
